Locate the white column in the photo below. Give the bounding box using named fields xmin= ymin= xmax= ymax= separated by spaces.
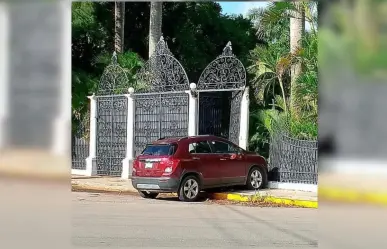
xmin=188 ymin=85 xmax=198 ymax=136
xmin=0 ymin=3 xmax=9 ymax=150
xmin=122 ymin=91 xmax=135 ymax=179
xmin=52 ymin=0 xmax=71 ymax=156
xmin=85 ymin=94 xmax=97 ymax=176
xmin=239 ymin=87 xmax=250 ymax=150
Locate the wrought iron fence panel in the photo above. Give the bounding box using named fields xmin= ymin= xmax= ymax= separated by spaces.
xmin=228 ymin=90 xmax=242 ymax=145
xmin=96 ymin=96 xmax=128 ymax=176
xmin=134 ymin=92 xmax=189 ymax=156
xmin=71 ymin=116 xmax=89 ymax=170
xmin=269 ymin=129 xmax=318 ymax=185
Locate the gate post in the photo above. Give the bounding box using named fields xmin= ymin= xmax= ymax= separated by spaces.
xmin=122 ymin=88 xmax=135 ymax=179
xmin=239 ymin=87 xmax=250 ymax=150
xmin=85 ymin=94 xmax=97 ymax=176
xmin=188 ymin=83 xmax=198 ymax=136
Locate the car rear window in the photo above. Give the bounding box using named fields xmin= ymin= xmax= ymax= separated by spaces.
xmin=141 ymin=144 xmax=177 ymax=156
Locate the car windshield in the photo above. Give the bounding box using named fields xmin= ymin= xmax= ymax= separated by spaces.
xmin=141 ymin=144 xmax=176 ymax=156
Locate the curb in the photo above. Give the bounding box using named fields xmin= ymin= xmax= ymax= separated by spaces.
xmin=208 ymin=193 xmax=318 ymax=208
xmin=319 ymin=187 xmax=387 ymax=206
xmin=72 ymin=184 xmax=138 ymax=195
xmin=71 ymin=184 xmax=317 ymax=208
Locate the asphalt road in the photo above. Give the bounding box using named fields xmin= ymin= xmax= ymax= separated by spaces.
xmin=72 ymin=192 xmax=317 ymax=249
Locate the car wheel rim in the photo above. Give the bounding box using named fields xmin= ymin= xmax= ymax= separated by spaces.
xmin=183 ymin=179 xmax=199 ymax=199
xmin=250 ymin=170 xmax=262 ymax=189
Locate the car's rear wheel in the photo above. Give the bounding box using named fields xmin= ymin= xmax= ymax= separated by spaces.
xmin=178 ymin=175 xmax=201 ymax=202
xmin=246 ymin=167 xmax=266 ymax=190
xmin=138 ymin=191 xmax=159 ymax=199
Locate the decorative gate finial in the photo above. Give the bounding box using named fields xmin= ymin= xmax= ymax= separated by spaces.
xmin=153 ymin=36 xmax=172 ymax=56
xmin=221 ymin=41 xmax=233 ymax=57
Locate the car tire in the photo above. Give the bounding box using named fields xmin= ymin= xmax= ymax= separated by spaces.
xmin=178 ymin=175 xmax=201 ymax=202
xmin=246 ymin=167 xmax=267 ymax=190
xmin=138 ymin=191 xmax=159 ymax=199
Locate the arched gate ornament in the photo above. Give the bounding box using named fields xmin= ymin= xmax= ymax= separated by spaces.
xmin=135 ymin=36 xmax=190 ymax=93
xmin=197 ymin=41 xmax=246 ymax=90
xmin=98 ymin=52 xmax=129 ymax=95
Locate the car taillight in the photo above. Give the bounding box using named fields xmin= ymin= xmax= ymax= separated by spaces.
xmin=163 ymin=159 xmax=180 ymax=174
xmin=132 ymin=160 xmax=139 ymax=176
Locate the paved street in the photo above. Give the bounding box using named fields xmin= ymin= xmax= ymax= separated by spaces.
xmin=72 ymin=192 xmax=317 ymax=248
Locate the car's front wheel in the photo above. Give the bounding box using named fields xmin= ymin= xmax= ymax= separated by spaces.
xmin=178 ymin=175 xmax=201 ymax=202
xmin=138 ymin=191 xmax=159 ymax=199
xmin=246 ymin=167 xmax=267 ymax=190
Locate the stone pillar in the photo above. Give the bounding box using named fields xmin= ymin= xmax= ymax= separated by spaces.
xmin=188 ymin=83 xmax=198 ymax=136
xmin=85 ymin=94 xmax=97 ymax=176
xmin=0 ymin=3 xmax=9 ymax=150
xmin=239 ymin=87 xmax=250 ymax=150
xmin=122 ymin=88 xmax=135 ymax=179
xmin=52 ymin=0 xmax=71 ymax=156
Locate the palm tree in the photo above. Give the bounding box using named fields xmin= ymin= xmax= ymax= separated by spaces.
xmin=114 ymin=1 xmax=125 ymax=53
xmin=249 ymin=2 xmax=317 ymax=112
xmin=289 ymin=2 xmax=305 ymax=111
xmin=248 ymin=2 xmax=318 ymax=140
xmin=149 ymin=2 xmax=163 ymax=58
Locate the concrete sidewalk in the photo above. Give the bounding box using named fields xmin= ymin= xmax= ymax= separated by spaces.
xmin=71 ymin=176 xmax=318 ymax=208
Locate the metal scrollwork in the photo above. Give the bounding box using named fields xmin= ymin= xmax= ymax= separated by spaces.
xmin=228 ymin=91 xmax=242 ymax=144
xmin=95 ymin=96 xmax=128 ymax=176
xmin=197 ymin=41 xmax=247 ymax=90
xmin=136 ymin=36 xmax=190 ymax=93
xmin=97 ymin=51 xmax=129 ymax=95
xmin=268 ymin=122 xmax=318 ymax=185
xmin=71 ymin=114 xmax=89 ymax=170
xmin=134 ymin=93 xmax=189 ymax=156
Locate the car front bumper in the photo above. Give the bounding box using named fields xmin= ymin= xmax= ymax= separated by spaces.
xmin=131 ymin=177 xmax=180 ymax=192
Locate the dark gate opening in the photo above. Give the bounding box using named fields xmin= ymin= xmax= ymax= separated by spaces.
xmin=198 ymin=92 xmax=231 ymax=138
xmin=197 ymin=90 xmax=242 ymax=145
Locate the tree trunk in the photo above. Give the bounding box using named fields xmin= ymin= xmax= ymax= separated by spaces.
xmin=290 ymin=2 xmax=305 ymax=114
xmin=149 ymin=2 xmax=163 ymax=58
xmin=114 ymin=2 xmax=125 ymax=53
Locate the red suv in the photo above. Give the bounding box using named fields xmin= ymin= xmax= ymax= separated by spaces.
xmin=131 ymin=135 xmax=268 ymax=202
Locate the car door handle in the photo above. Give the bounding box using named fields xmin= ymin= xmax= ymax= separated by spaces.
xmin=192 ymin=157 xmax=200 ymax=160
xmin=220 ymin=158 xmax=228 ymax=161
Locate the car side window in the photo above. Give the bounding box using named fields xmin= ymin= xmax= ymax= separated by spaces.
xmin=188 ymin=141 xmax=212 ymax=154
xmin=210 ymin=140 xmax=239 ymax=153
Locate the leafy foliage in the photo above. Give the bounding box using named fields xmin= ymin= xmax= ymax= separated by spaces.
xmin=247 ymin=2 xmax=318 ymax=155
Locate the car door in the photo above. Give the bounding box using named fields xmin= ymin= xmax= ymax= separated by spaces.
xmin=188 ymin=140 xmax=222 ymax=188
xmin=209 ymin=140 xmax=246 ymax=186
